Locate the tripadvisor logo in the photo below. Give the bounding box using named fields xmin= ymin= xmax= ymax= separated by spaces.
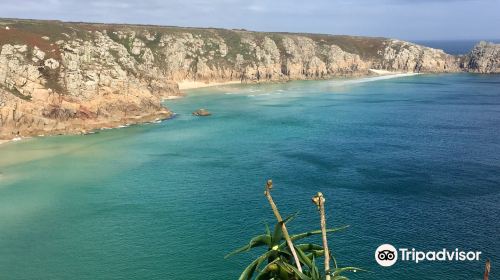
xmin=375 ymin=244 xmax=482 ymax=267
xmin=375 ymin=244 xmax=398 ymax=267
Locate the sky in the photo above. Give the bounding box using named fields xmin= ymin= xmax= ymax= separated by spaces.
xmin=1 ymin=0 xmax=499 ymax=40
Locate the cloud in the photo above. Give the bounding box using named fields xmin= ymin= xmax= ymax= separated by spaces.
xmin=0 ymin=0 xmax=498 ymax=40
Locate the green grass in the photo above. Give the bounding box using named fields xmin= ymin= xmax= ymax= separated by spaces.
xmin=0 ymin=18 xmax=393 ymax=63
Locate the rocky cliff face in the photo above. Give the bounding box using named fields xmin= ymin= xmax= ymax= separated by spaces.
xmin=461 ymin=41 xmax=500 ymax=73
xmin=0 ymin=19 xmax=498 ymax=139
xmin=374 ymin=40 xmax=460 ymax=72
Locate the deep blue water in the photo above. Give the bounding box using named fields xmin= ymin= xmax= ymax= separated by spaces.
xmin=0 ymin=74 xmax=499 ymax=280
xmin=415 ymin=39 xmax=500 ymax=55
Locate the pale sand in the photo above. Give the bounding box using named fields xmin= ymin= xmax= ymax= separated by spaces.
xmin=179 ymin=72 xmax=415 ymax=89
xmin=0 ymin=140 xmax=9 ymax=145
xmin=369 ymin=69 xmax=416 ymax=75
xmin=163 ymin=95 xmax=183 ymax=100
xmin=178 ymin=80 xmax=242 ymax=90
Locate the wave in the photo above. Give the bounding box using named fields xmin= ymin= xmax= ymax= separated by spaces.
xmin=331 ymin=73 xmax=421 ymax=86
xmin=229 ymin=73 xmax=419 ymax=97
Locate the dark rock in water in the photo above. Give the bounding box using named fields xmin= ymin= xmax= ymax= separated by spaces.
xmin=193 ymin=109 xmax=211 ymax=116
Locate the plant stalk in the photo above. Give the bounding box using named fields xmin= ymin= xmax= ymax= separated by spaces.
xmin=484 ymin=259 xmax=490 ymax=280
xmin=313 ymin=192 xmax=331 ymax=280
xmin=264 ymin=179 xmax=303 ymax=273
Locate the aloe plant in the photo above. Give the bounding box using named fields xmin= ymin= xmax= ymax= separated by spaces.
xmin=226 ymin=180 xmax=364 ymax=280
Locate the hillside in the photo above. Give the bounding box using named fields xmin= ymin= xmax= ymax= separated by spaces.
xmin=0 ymin=19 xmax=498 ymax=139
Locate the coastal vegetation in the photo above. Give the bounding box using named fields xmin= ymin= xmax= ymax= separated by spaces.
xmin=227 ymin=180 xmax=362 ymax=280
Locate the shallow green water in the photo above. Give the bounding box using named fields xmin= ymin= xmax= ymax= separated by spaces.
xmin=0 ymin=74 xmax=499 ymax=279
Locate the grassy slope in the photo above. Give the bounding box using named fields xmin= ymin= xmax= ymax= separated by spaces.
xmin=0 ymin=18 xmax=396 ymax=99
xmin=0 ymin=18 xmax=389 ymax=61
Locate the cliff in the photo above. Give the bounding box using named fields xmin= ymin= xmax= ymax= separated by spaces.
xmin=0 ymin=19 xmax=498 ymax=139
xmin=461 ymin=41 xmax=500 ymax=73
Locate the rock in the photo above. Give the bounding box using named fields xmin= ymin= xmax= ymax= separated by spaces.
xmin=192 ymin=109 xmax=211 ymax=116
xmin=462 ymin=41 xmax=500 ymax=73
xmin=377 ymin=40 xmax=459 ymax=72
xmin=44 ymin=58 xmax=60 ymax=69
xmin=0 ymin=19 xmax=495 ymax=139
xmin=14 ymin=45 xmax=27 ymax=53
xmin=1 ymin=44 xmax=14 ymax=55
xmin=144 ymin=31 xmax=156 ymax=41
xmin=131 ymin=38 xmax=145 ymax=55
xmin=32 ymin=46 xmax=46 ymax=62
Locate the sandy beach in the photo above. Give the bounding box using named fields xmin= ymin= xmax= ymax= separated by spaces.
xmin=369 ymin=69 xmax=415 ymax=75
xmin=176 ymin=72 xmax=414 ymax=90
xmin=178 ymin=80 xmax=242 ymax=90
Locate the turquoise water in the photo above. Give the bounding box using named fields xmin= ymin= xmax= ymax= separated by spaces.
xmin=0 ymin=74 xmax=499 ymax=280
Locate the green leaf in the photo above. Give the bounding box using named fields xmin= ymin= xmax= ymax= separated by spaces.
xmin=238 ymin=258 xmax=261 ymax=280
xmin=332 ymin=254 xmax=338 ymax=269
xmin=289 ymin=225 xmax=349 ymax=243
xmin=279 ymin=261 xmax=312 ymax=280
xmin=271 ymin=222 xmax=283 ymax=247
xmin=305 ymin=250 xmax=325 ymax=259
xmin=295 ymin=243 xmax=325 ymax=260
xmin=226 ymin=234 xmax=271 ymax=259
xmin=265 ymin=223 xmax=271 ymax=236
xmin=255 ymin=259 xmax=280 ymax=280
xmin=279 ymin=243 xmax=324 ymax=259
xmin=311 ymin=256 xmax=320 ymax=280
xmin=295 ymin=246 xmax=313 ymax=268
xmin=295 ymin=247 xmax=324 ymax=280
xmin=283 ymin=211 xmax=300 ymax=224
xmin=237 ymin=250 xmax=276 ymax=280
xmin=295 ymin=243 xmax=324 ymax=252
xmin=270 ymin=212 xmax=300 ymax=246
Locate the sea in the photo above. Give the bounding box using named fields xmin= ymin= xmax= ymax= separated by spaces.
xmin=0 ymin=73 xmax=499 ymax=280
xmin=415 ymin=39 xmax=500 ymax=55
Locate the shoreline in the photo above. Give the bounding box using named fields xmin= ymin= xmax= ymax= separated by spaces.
xmin=369 ymin=69 xmax=409 ymax=75
xmin=0 ymin=111 xmax=172 ymax=145
xmin=178 ymin=80 xmax=242 ymax=90
xmin=0 ymin=137 xmax=24 ymax=146
xmin=178 ymin=69 xmax=420 ymax=90
xmin=0 ymin=72 xmax=418 ymax=145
